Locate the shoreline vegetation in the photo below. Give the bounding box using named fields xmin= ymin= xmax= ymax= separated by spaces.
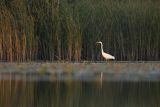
xmin=0 ymin=0 xmax=160 ymax=62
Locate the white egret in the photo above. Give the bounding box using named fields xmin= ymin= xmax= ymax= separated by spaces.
xmin=96 ymin=41 xmax=115 ymax=60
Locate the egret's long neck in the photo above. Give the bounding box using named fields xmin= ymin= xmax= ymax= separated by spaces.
xmin=100 ymin=43 xmax=104 ymax=53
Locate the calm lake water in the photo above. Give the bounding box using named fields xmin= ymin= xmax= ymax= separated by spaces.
xmin=0 ymin=62 xmax=160 ymax=107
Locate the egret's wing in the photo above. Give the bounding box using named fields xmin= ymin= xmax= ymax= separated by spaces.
xmin=102 ymin=52 xmax=115 ymax=59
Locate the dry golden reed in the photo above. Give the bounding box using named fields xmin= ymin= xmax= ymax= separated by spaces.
xmin=0 ymin=0 xmax=159 ymax=62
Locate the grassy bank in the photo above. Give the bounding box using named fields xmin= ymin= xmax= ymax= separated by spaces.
xmin=0 ymin=0 xmax=160 ymax=61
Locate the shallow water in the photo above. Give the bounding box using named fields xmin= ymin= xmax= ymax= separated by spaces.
xmin=0 ymin=62 xmax=160 ymax=107
xmin=0 ymin=62 xmax=160 ymax=81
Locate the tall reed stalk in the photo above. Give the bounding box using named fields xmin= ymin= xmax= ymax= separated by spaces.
xmin=0 ymin=0 xmax=160 ymax=61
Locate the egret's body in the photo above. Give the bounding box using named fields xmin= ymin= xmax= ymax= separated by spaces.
xmin=96 ymin=41 xmax=115 ymax=60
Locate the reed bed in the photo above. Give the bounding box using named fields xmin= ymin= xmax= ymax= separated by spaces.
xmin=0 ymin=0 xmax=160 ymax=62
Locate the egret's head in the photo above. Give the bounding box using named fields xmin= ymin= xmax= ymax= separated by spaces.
xmin=96 ymin=41 xmax=102 ymax=44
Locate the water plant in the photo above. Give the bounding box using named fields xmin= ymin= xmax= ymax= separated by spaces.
xmin=0 ymin=0 xmax=159 ymax=61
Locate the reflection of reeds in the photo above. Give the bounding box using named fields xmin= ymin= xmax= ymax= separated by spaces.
xmin=0 ymin=0 xmax=160 ymax=61
xmin=0 ymin=80 xmax=34 ymax=107
xmin=0 ymin=78 xmax=160 ymax=107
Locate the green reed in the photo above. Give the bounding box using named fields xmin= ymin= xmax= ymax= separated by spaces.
xmin=0 ymin=0 xmax=160 ymax=61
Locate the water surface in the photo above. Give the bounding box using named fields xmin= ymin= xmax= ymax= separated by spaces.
xmin=0 ymin=62 xmax=160 ymax=107
xmin=0 ymin=80 xmax=160 ymax=107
